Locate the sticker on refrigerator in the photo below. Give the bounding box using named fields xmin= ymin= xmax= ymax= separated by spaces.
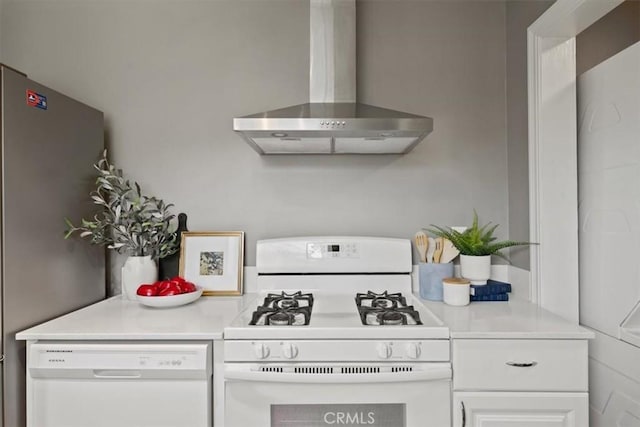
xmin=271 ymin=403 xmax=405 ymax=427
xmin=26 ymin=90 xmax=47 ymax=110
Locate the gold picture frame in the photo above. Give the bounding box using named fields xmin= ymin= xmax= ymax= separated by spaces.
xmin=179 ymin=231 xmax=244 ymax=296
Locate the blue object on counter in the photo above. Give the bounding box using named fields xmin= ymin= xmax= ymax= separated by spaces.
xmin=470 ymin=293 xmax=509 ymax=302
xmin=470 ymin=280 xmax=512 ymax=296
xmin=419 ymin=262 xmax=454 ymax=301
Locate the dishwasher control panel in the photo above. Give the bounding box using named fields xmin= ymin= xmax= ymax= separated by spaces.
xmin=28 ymin=342 xmax=211 ymax=371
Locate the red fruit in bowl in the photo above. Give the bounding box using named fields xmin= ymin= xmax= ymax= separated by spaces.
xmin=158 ymin=282 xmax=183 ymax=296
xmin=170 ymin=276 xmax=187 ymax=284
xmin=156 ymin=280 xmax=173 ymax=294
xmin=137 ymin=284 xmax=158 ymax=296
xmin=181 ymin=282 xmax=197 ymax=293
xmin=168 ymin=279 xmax=185 ymax=293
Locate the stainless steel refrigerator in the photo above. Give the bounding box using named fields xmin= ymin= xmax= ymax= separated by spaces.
xmin=0 ymin=64 xmax=106 ymax=427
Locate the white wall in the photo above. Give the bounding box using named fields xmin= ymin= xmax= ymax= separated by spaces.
xmin=575 ymin=4 xmax=640 ymax=424
xmin=578 ymin=40 xmax=640 ymax=339
xmin=0 ymin=0 xmax=533 ymax=291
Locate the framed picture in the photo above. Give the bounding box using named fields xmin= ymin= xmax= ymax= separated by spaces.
xmin=179 ymin=231 xmax=244 ymax=296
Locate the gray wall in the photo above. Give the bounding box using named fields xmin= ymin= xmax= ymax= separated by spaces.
xmin=0 ymin=0 xmax=538 ymax=285
xmin=506 ymin=0 xmax=553 ymax=269
xmin=356 ymin=0 xmax=508 ymax=253
xmin=0 ymin=0 xmax=3 ymax=61
xmin=577 ymin=0 xmax=640 ymax=76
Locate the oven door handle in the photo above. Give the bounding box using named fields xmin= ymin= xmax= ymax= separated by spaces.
xmin=224 ymin=366 xmax=452 ymax=384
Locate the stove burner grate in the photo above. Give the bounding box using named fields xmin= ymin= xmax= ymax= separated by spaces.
xmin=355 ymin=290 xmax=423 ymax=326
xmin=355 ymin=291 xmax=407 ymax=308
xmin=357 ymin=305 xmax=423 ymax=326
xmin=379 ymin=311 xmax=405 ymax=325
xmin=263 ymin=291 xmax=314 ymax=310
xmin=249 ymin=291 xmax=314 ymax=326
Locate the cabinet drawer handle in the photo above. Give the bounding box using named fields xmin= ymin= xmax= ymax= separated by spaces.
xmin=506 ymin=361 xmax=537 ymax=368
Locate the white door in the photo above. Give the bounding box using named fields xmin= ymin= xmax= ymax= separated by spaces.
xmin=577 ymin=40 xmax=640 ymax=426
xmin=453 ymin=392 xmax=588 ymax=427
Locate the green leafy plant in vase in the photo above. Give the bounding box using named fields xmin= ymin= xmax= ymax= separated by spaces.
xmin=426 ymin=211 xmax=536 ymax=285
xmin=65 ymin=150 xmax=178 ymax=299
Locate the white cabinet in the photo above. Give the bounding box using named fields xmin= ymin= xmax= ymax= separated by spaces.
xmin=452 ymin=392 xmax=588 ymax=427
xmin=452 ymin=339 xmax=590 ymax=427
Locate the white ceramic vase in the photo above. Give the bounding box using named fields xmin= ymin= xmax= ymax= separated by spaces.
xmin=459 ymin=254 xmax=491 ymax=285
xmin=122 ymin=255 xmax=158 ymax=300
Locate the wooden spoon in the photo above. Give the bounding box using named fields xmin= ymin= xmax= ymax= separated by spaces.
xmin=414 ymin=231 xmax=429 ymax=263
xmin=440 ymin=238 xmax=460 ymax=264
xmin=433 ymin=237 xmax=444 ymax=263
xmin=426 ymin=237 xmax=436 ymax=263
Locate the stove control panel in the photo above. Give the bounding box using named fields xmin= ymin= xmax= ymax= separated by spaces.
xmin=226 ymin=340 xmax=450 ymax=362
xmin=307 ymin=242 xmax=359 ymax=259
xmin=256 ymin=236 xmax=411 ymax=274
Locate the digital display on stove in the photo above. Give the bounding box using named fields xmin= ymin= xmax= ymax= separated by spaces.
xmin=306 ymin=242 xmax=358 ymax=259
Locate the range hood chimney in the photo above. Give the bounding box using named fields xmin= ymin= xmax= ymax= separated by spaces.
xmin=233 ymin=0 xmax=433 ymax=155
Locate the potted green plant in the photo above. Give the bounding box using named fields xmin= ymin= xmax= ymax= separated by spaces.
xmin=427 ymin=211 xmax=535 ymax=285
xmin=65 ymin=150 xmax=178 ymax=299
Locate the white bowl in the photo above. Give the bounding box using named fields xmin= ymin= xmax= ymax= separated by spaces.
xmin=135 ymin=287 xmax=203 ymax=308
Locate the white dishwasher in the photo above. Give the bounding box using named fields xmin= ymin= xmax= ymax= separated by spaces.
xmin=26 ymin=341 xmax=212 ymax=427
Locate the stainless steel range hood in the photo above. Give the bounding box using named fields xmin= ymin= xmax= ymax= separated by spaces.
xmin=233 ymin=0 xmax=433 ymax=155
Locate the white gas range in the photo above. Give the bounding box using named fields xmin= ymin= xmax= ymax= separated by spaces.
xmin=223 ymin=237 xmax=451 ymax=427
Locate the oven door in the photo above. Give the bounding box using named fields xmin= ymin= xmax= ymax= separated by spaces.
xmin=224 ymin=362 xmax=451 ymax=427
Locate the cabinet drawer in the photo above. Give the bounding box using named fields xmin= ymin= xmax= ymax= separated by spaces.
xmin=453 ymin=339 xmax=588 ymax=391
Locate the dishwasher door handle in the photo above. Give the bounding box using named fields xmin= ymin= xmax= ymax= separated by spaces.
xmin=92 ymin=370 xmax=143 ymax=379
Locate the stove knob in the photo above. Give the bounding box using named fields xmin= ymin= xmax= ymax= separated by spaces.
xmin=406 ymin=342 xmax=422 ymax=359
xmin=253 ymin=343 xmax=270 ymax=359
xmin=377 ymin=342 xmax=393 ymax=359
xmin=281 ymin=342 xmax=299 ymax=359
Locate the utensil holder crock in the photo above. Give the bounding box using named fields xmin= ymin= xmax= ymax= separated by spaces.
xmin=418 ymin=262 xmax=454 ymax=301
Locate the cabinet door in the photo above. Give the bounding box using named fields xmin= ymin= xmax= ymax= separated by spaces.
xmin=453 ymin=392 xmax=588 ymax=427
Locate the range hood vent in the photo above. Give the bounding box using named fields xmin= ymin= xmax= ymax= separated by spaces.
xmin=233 ymin=0 xmax=433 ymax=155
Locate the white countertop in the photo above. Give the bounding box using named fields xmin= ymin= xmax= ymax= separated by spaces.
xmin=418 ymin=296 xmax=594 ymax=339
xmin=16 ymin=294 xmax=258 ymax=341
xmin=16 ymin=292 xmax=593 ymax=341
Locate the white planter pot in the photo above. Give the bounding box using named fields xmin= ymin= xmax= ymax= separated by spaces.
xmin=459 ymin=254 xmax=491 ymax=285
xmin=122 ymin=255 xmax=157 ymax=300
